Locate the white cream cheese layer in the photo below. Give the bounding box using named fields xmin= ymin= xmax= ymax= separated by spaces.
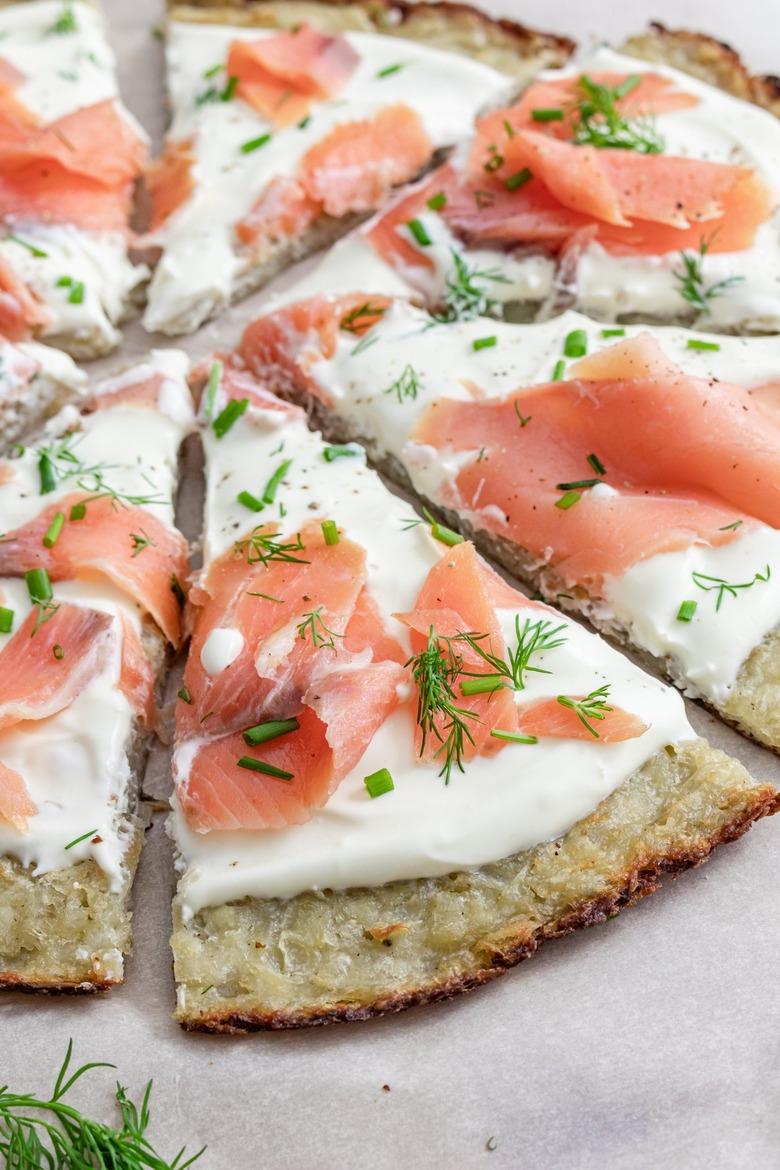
xmin=0 ymin=352 xmax=192 ymax=882
xmin=0 ymin=2 xmax=148 ymax=354
xmin=172 ymin=389 xmax=692 ymax=914
xmin=143 ymin=21 xmax=512 ymax=334
xmin=301 ymin=303 xmax=780 ymax=701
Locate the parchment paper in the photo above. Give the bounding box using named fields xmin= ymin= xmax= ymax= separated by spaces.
xmin=2 ymin=3 xmax=780 ymax=1167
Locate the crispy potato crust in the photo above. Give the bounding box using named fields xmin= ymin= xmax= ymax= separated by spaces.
xmin=173 ymin=740 xmax=778 ymax=1032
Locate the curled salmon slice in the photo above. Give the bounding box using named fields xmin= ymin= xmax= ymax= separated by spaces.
xmin=516 ymin=696 xmax=648 ymax=742
xmin=0 ymin=759 xmax=36 ymax=833
xmin=145 ymin=138 xmax=195 ymax=232
xmin=235 ymin=175 xmax=319 ymax=249
xmin=0 ymin=493 xmax=188 ymax=646
xmin=0 ymin=257 xmax=51 ymax=341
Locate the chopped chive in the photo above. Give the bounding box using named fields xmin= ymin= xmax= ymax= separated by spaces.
xmin=686 ymin=338 xmax=721 ymax=351
xmin=237 ymin=756 xmax=293 ymax=780
xmin=67 ymin=280 xmax=85 ymax=305
xmin=177 ymin=686 xmax=192 ymax=704
xmin=587 ymin=453 xmax=607 ymax=476
xmin=297 ymin=115 xmax=311 ymax=129
xmin=427 ymin=191 xmax=447 ymax=211
xmin=64 ymin=828 xmax=99 ymax=850
xmin=221 ymin=74 xmax=238 ymax=101
xmin=52 ymin=643 xmax=64 ymax=660
xmin=323 ymin=444 xmax=358 ymax=462
xmin=364 ymin=767 xmax=394 ymax=798
xmin=377 ymin=63 xmax=404 ymax=78
xmin=43 ymin=511 xmax=65 ymax=548
xmin=407 ymin=218 xmax=432 ymax=247
xmin=243 ymin=717 xmax=300 ymax=746
xmin=69 ymin=501 xmax=86 ymax=521
xmin=490 ymin=729 xmax=538 ymax=744
xmin=461 ymin=676 xmax=505 ymax=696
xmin=423 ymin=507 xmax=463 ymax=546
xmin=204 ymin=360 xmax=221 ymax=419
xmin=719 ymin=519 xmax=743 ymax=532
xmin=321 ymin=520 xmax=340 ymax=546
xmin=240 ymin=133 xmax=272 ymax=154
xmin=25 ymin=567 xmax=52 ymax=603
xmin=236 ymin=489 xmax=264 ymax=512
xmin=676 ymin=599 xmax=697 ymax=622
xmin=552 ymin=359 xmax=566 ymax=381
xmin=55 ymin=275 xmax=72 ymax=287
xmin=555 ymin=490 xmax=581 ymax=510
xmin=0 ymin=606 xmax=13 ymax=634
xmin=555 ymin=478 xmax=601 ymax=491
xmin=563 ymin=328 xmax=588 ymax=358
xmin=262 ymin=458 xmax=292 ymax=505
xmin=9 ymin=233 xmax=48 ymax=258
xmin=473 ymin=335 xmax=497 ymax=351
xmin=38 ymin=451 xmax=56 ymax=494
xmin=601 ymin=327 xmax=625 ymax=338
xmin=212 ymin=396 xmax=248 ymax=438
xmin=531 ymin=107 xmax=564 ymax=122
xmin=504 ymin=167 xmax=533 ymax=191
xmin=203 ymin=62 xmax=222 ymax=79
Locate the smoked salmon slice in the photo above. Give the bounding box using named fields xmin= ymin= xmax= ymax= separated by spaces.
xmin=145 ymin=138 xmax=195 ymax=233
xmin=0 ymin=760 xmax=37 ymax=833
xmin=0 ymin=257 xmax=51 ymax=340
xmin=0 ymin=493 xmax=189 ymax=646
xmin=515 ymin=695 xmax=647 ymax=742
xmin=235 ymin=175 xmax=319 ymax=249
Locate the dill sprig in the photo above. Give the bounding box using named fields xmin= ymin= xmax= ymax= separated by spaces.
xmin=556 ymin=684 xmax=613 ymax=738
xmin=406 ymin=627 xmax=479 ymax=783
xmin=571 ymin=74 xmax=664 ymax=153
xmin=0 ymin=1039 xmax=204 ymax=1169
xmin=130 ymin=529 xmax=155 ymax=558
xmin=432 ymin=251 xmax=510 ymax=323
xmin=339 ymin=302 xmax=387 ymax=334
xmin=673 ymin=236 xmax=744 ymax=313
xmin=458 ymin=616 xmax=568 ymax=691
xmin=32 ymin=433 xmax=167 ymax=510
xmin=234 ymin=529 xmax=309 ymax=568
xmin=47 ymin=3 xmax=78 ymax=34
xmin=383 ymin=364 xmax=420 ymax=404
xmin=296 ymin=606 xmax=343 ymax=650
xmin=692 ymin=563 xmax=771 ymax=611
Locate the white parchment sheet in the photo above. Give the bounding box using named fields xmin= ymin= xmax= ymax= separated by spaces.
xmin=2 ymin=2 xmax=780 ymax=1167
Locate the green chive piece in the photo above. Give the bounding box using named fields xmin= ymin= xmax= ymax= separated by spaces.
xmin=407 ymin=218 xmax=432 ymax=247
xmin=221 ymin=74 xmax=238 ymax=101
xmin=178 ymin=686 xmax=193 ymax=704
xmin=552 ymin=359 xmax=566 ymax=381
xmin=473 ymin=335 xmax=497 ymax=352
xmin=563 ymin=328 xmax=588 ymax=358
xmin=205 ymin=360 xmax=221 ymax=419
xmin=243 ymin=717 xmax=300 ymax=747
xmin=64 ymin=828 xmax=98 ymax=850
xmin=323 ymin=444 xmax=358 ymax=462
xmin=321 ymin=520 xmax=339 ymax=546
xmin=601 ymin=327 xmax=625 ymax=338
xmin=203 ymin=62 xmax=222 ymax=79
xmin=9 ymin=233 xmax=48 ymax=258
xmin=504 ymin=167 xmax=533 ymax=191
xmin=555 ymin=490 xmax=581 ymax=510
xmin=262 ymin=458 xmax=292 ymax=505
xmin=67 ymin=280 xmax=85 ymax=305
xmin=52 ymin=643 xmax=64 ymax=660
xmin=25 ymin=567 xmax=52 ymax=604
xmin=0 ymin=606 xmax=13 ymax=634
xmin=587 ymin=453 xmax=607 ymax=476
xmin=426 ymin=509 xmax=463 ymax=546
xmin=490 ymin=729 xmax=539 ymax=745
xmin=237 ymin=489 xmax=264 ymax=512
xmin=555 ymin=478 xmax=601 ymax=491
xmin=38 ymin=451 xmax=56 ymax=494
xmin=686 ymin=338 xmax=721 ymax=352
xmin=377 ymin=63 xmax=403 ymax=78
xmin=212 ymin=397 xmax=248 ymax=438
xmin=297 ymin=115 xmax=311 ymax=129
xmin=237 ymin=756 xmax=294 ymax=780
xmin=531 ymin=107 xmax=564 ymax=122
xmin=69 ymin=501 xmax=86 ymax=521
xmin=55 ymin=275 xmax=72 ymax=288
xmin=676 ymin=599 xmax=697 ymax=623
xmin=427 ymin=191 xmax=447 ymax=211
xmin=240 ymin=133 xmax=272 ymax=154
xmin=364 ymin=767 xmax=394 ymax=798
xmin=461 ymin=676 xmax=505 ymax=696
xmin=43 ymin=511 xmax=65 ymax=549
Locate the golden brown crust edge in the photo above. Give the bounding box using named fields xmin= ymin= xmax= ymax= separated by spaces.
xmin=181 ymin=781 xmax=779 ymax=1033
xmin=623 ymin=22 xmax=780 ymax=117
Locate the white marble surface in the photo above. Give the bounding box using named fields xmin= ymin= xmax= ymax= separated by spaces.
xmin=3 ymin=3 xmax=780 ymax=1168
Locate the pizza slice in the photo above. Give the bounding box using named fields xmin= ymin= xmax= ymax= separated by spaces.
xmin=141 ymin=0 xmax=573 ymax=336
xmin=0 ymin=349 xmax=192 ymax=990
xmin=168 ymin=358 xmax=777 ymax=1032
xmin=0 ymin=0 xmax=149 ymax=357
xmin=282 ymin=32 xmax=780 ymax=333
xmin=238 ymin=298 xmax=780 ymax=755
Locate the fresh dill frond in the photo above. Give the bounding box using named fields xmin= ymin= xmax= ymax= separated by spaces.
xmin=234 ymin=529 xmax=309 ymax=568
xmin=432 ymin=250 xmax=510 ymax=323
xmin=571 ymin=74 xmax=664 ymax=153
xmin=556 ymin=684 xmax=613 ymax=738
xmin=458 ymin=616 xmax=568 ymax=691
xmin=47 ymin=3 xmax=78 ymax=34
xmin=339 ymin=302 xmax=387 ymax=334
xmin=406 ymin=627 xmax=479 ymax=783
xmin=692 ymin=563 xmax=771 ymax=611
xmin=383 ymin=363 xmax=420 ymax=404
xmin=296 ymin=606 xmax=343 ymax=650
xmin=32 ymin=433 xmax=168 ymax=509
xmin=673 ymin=236 xmax=745 ymax=313
xmin=130 ymin=529 xmax=156 ymax=557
